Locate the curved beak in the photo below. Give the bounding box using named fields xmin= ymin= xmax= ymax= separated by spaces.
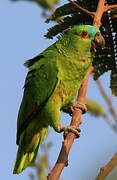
xmin=91 ymin=32 xmax=105 ymax=53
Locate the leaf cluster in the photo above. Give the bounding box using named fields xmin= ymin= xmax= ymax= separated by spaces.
xmin=93 ymin=9 xmax=117 ymax=96
xmin=29 ymin=143 xmax=52 ymax=180
xmin=11 ymin=0 xmax=59 ymax=9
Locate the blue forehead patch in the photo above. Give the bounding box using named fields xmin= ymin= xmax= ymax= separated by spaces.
xmin=73 ymin=25 xmax=100 ymax=37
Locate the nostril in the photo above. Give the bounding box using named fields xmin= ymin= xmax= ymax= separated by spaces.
xmin=96 ymin=32 xmax=100 ymax=36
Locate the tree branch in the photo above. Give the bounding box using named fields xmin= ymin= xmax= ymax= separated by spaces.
xmin=93 ymin=0 xmax=106 ymax=27
xmin=95 ymin=153 xmax=117 ymax=180
xmin=68 ymin=0 xmax=95 ymax=16
xmin=68 ymin=0 xmax=117 ymax=28
xmin=96 ymin=79 xmax=117 ymax=124
xmin=47 ymin=66 xmax=94 ymax=180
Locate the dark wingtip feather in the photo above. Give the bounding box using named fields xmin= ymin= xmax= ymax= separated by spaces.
xmin=24 ymin=55 xmax=44 ymax=68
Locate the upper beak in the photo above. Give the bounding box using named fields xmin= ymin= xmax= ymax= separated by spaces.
xmin=91 ymin=32 xmax=105 ymax=53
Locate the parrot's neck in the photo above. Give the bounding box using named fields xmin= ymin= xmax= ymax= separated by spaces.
xmin=55 ymin=36 xmax=93 ymax=82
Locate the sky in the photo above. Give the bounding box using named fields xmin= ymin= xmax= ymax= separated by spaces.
xmin=0 ymin=1 xmax=117 ymax=180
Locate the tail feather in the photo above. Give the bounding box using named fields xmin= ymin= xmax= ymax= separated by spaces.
xmin=13 ymin=127 xmax=48 ymax=174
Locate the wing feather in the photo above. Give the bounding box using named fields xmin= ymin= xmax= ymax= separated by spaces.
xmin=17 ymin=56 xmax=58 ymax=144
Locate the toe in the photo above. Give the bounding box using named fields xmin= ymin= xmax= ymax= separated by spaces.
xmin=64 ymin=126 xmax=81 ymax=138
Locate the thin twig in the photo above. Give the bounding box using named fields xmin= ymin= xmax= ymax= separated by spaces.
xmin=68 ymin=0 xmax=95 ymax=16
xmin=47 ymin=66 xmax=94 ymax=180
xmin=96 ymin=79 xmax=117 ymax=124
xmin=104 ymin=5 xmax=117 ymax=12
xmin=95 ymin=153 xmax=117 ymax=180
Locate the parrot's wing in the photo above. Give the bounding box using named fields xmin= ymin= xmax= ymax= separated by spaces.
xmin=17 ymin=56 xmax=58 ymax=144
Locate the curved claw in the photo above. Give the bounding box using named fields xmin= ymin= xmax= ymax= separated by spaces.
xmin=55 ymin=125 xmax=81 ymax=139
xmin=68 ymin=101 xmax=87 ymax=115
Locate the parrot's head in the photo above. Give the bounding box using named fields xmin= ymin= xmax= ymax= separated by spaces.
xmin=70 ymin=25 xmax=105 ymax=53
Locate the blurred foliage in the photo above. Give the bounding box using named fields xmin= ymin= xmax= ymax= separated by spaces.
xmin=11 ymin=0 xmax=59 ymax=9
xmin=36 ymin=155 xmax=48 ymax=180
xmin=29 ymin=142 xmax=52 ymax=180
xmin=86 ymin=98 xmax=107 ymax=117
xmin=45 ymin=0 xmax=117 ymax=96
xmin=86 ymin=98 xmax=115 ymax=130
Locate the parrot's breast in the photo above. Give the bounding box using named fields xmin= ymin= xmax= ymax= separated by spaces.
xmin=57 ymin=80 xmax=81 ymax=107
xmin=56 ymin=53 xmax=93 ymax=106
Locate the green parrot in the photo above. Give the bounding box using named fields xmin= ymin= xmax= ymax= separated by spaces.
xmin=11 ymin=0 xmax=59 ymax=10
xmin=13 ymin=25 xmax=105 ymax=174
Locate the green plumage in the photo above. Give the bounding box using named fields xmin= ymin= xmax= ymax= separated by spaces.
xmin=13 ymin=25 xmax=100 ymax=174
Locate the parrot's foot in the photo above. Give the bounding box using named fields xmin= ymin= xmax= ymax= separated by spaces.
xmin=68 ymin=101 xmax=87 ymax=115
xmin=55 ymin=125 xmax=81 ymax=139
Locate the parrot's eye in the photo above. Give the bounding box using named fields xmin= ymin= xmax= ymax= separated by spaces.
xmin=79 ymin=31 xmax=90 ymax=38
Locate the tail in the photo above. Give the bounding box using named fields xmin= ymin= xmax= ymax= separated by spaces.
xmin=13 ymin=127 xmax=48 ymax=174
